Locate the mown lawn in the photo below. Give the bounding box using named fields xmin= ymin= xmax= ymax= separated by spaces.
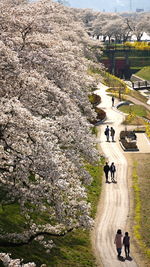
xmin=127 ymin=154 xmax=150 ymax=266
xmin=135 ymin=155 xmax=150 ymax=249
xmin=119 ymin=104 xmax=150 ymax=120
xmin=0 ymin=160 xmax=103 ymax=267
xmin=136 ymin=66 xmax=150 ymax=81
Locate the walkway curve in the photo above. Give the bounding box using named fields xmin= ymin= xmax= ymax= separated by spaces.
xmin=93 ymin=83 xmax=138 ymax=267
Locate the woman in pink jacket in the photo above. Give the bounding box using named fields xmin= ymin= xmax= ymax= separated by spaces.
xmin=114 ymin=229 xmax=123 ymax=257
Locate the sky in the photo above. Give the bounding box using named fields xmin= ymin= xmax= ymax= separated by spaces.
xmin=68 ymin=0 xmax=150 ymax=12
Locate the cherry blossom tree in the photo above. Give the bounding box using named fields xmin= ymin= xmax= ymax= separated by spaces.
xmin=0 ymin=0 xmax=103 ymax=260
xmin=125 ymin=14 xmax=144 ymax=41
xmin=78 ymin=9 xmax=150 ymax=43
xmin=0 ymin=253 xmax=36 ymax=267
xmin=121 ymin=12 xmax=150 ymax=41
xmin=74 ymin=8 xmax=99 ymax=36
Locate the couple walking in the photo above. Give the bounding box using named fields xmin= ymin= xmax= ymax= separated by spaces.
xmin=103 ymin=162 xmax=116 ymax=183
xmin=104 ymin=125 xmax=115 ymax=142
xmin=114 ymin=229 xmax=130 ymax=259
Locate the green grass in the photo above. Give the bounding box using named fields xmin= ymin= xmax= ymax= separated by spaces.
xmin=102 ymin=72 xmax=126 ymax=89
xmin=91 ymin=126 xmax=98 ymax=136
xmin=0 ymin=203 xmax=27 ymax=234
xmin=136 ymin=66 xmax=150 ymax=81
xmin=128 ymin=155 xmax=150 ymax=265
xmin=118 ymin=104 xmax=150 ymax=119
xmin=0 ymin=230 xmax=97 ymax=267
xmin=85 ymin=159 xmax=104 ymax=216
xmin=101 ymin=69 xmax=148 ymax=105
xmin=0 ymin=161 xmax=103 ymax=266
xmin=118 ymin=104 xmax=150 ymax=125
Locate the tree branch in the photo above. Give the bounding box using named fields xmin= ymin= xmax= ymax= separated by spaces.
xmin=0 ymin=228 xmax=74 ymax=247
xmin=125 ymin=18 xmax=134 ymax=32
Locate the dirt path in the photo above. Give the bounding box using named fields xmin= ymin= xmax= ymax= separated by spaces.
xmin=93 ymin=83 xmax=138 ymax=267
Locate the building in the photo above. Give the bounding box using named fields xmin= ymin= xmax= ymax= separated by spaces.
xmin=136 ymin=8 xmax=144 ymax=12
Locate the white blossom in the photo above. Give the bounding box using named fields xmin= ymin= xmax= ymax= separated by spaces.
xmin=0 ymin=253 xmax=36 ymax=267
xmin=0 ymin=0 xmax=102 ymax=260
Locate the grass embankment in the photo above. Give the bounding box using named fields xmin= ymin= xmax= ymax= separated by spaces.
xmin=0 ymin=160 xmax=103 ymax=267
xmin=103 ymin=72 xmax=149 ymax=127
xmin=136 ymin=66 xmax=150 ymax=81
xmin=89 ymin=69 xmax=137 ymax=104
xmin=119 ymin=105 xmax=150 ymax=118
xmin=127 ymin=154 xmax=150 ymax=266
xmin=104 ymin=72 xmax=147 ymax=103
xmin=88 ymin=68 xmax=149 ymax=127
xmin=118 ymin=104 xmax=150 ymax=125
xmin=103 ymin=72 xmax=126 ymax=89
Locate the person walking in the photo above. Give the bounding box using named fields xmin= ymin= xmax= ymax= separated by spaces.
xmin=104 ymin=125 xmax=110 ymax=142
xmin=110 ymin=162 xmax=116 ymax=182
xmin=123 ymin=232 xmax=130 ymax=258
xmin=103 ymin=162 xmax=110 ymax=183
xmin=112 ymin=96 xmax=115 ymax=107
xmin=114 ymin=229 xmax=123 ymax=258
xmin=110 ymin=127 xmax=115 ymax=142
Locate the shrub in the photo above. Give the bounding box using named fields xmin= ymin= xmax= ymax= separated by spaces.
xmin=88 ymin=94 xmax=101 ymax=106
xmin=89 ymin=107 xmax=106 ymax=125
xmin=124 ymin=41 xmax=150 ymax=51
xmin=95 ymin=107 xmax=106 ymax=121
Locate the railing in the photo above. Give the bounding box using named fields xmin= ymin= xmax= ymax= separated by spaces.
xmin=132 ymin=80 xmax=150 ymax=90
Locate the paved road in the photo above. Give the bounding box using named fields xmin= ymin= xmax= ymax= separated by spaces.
xmin=93 ymin=83 xmax=138 ymax=267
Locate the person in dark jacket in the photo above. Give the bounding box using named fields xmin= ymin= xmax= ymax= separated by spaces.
xmin=123 ymin=232 xmax=130 ymax=258
xmin=110 ymin=127 xmax=115 ymax=142
xmin=103 ymin=162 xmax=110 ymax=183
xmin=104 ymin=125 xmax=110 ymax=142
xmin=112 ymin=96 xmax=115 ymax=107
xmin=110 ymin=162 xmax=116 ymax=182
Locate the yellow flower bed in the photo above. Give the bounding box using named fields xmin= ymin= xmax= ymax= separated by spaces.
xmin=125 ymin=41 xmax=150 ymax=50
xmin=145 ymin=122 xmax=150 ymax=138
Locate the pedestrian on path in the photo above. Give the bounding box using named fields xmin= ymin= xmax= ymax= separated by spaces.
xmin=112 ymin=96 xmax=115 ymax=107
xmin=110 ymin=127 xmax=115 ymax=142
xmin=123 ymin=232 xmax=130 ymax=258
xmin=104 ymin=125 xmax=110 ymax=142
xmin=114 ymin=229 xmax=123 ymax=258
xmin=103 ymin=162 xmax=110 ymax=183
xmin=110 ymin=162 xmax=116 ymax=182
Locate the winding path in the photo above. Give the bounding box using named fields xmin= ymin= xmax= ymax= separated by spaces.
xmin=93 ymin=83 xmax=138 ymax=267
